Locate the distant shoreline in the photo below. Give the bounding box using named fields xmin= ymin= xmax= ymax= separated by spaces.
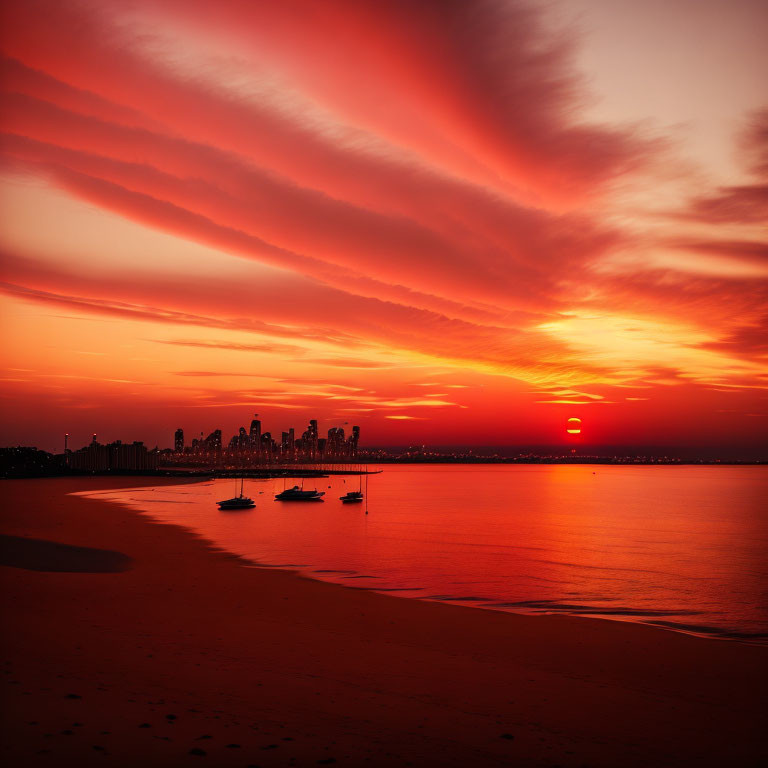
xmin=2 ymin=458 xmax=766 ymax=479
xmin=0 ymin=467 xmax=382 ymax=480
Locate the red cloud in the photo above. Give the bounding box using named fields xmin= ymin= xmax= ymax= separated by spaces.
xmin=0 ymin=0 xmax=765 ymax=451
xmin=682 ymin=110 xmax=768 ymax=224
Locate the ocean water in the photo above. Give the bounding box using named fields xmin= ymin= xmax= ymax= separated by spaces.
xmin=81 ymin=464 xmax=768 ymax=643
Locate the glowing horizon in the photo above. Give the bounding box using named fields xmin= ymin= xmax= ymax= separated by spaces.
xmin=0 ymin=0 xmax=766 ymax=454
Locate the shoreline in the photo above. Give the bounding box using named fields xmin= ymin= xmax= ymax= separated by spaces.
xmin=2 ymin=476 xmax=766 ymax=767
xmin=81 ymin=475 xmax=767 ymax=648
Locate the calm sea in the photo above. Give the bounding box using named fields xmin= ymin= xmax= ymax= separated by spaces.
xmin=81 ymin=464 xmax=768 ymax=643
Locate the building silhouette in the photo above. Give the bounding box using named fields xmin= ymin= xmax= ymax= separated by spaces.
xmin=169 ymin=414 xmax=361 ymax=465
xmin=68 ymin=438 xmax=158 ymax=471
xmin=249 ymin=416 xmax=261 ymax=451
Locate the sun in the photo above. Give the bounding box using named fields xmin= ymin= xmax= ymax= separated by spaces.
xmin=566 ymin=417 xmax=582 ymax=435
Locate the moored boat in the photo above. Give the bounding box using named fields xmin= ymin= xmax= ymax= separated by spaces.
xmin=217 ymin=478 xmax=255 ymax=509
xmin=275 ymin=485 xmax=325 ymax=501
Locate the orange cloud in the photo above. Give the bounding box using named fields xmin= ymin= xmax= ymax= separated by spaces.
xmin=0 ymin=0 xmax=765 ymax=453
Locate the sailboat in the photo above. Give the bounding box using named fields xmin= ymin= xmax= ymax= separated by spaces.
xmin=340 ymin=467 xmax=364 ymax=503
xmin=217 ymin=477 xmax=256 ymax=509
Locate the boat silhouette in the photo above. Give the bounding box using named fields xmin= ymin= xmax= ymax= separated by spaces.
xmin=217 ymin=477 xmax=255 ymax=509
xmin=275 ymin=485 xmax=325 ymax=502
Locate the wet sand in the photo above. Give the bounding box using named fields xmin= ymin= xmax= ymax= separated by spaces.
xmin=1 ymin=477 xmax=766 ymax=767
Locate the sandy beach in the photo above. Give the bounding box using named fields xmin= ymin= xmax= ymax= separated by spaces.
xmin=1 ymin=477 xmax=766 ymax=767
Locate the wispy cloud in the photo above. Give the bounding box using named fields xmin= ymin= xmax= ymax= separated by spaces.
xmin=0 ymin=0 xmax=765 ymax=449
xmin=158 ymin=339 xmax=303 ymax=355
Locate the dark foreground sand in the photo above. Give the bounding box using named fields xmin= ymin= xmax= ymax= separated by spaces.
xmin=1 ymin=478 xmax=766 ymax=768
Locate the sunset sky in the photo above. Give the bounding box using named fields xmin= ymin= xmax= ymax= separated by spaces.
xmin=1 ymin=0 xmax=766 ymax=454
